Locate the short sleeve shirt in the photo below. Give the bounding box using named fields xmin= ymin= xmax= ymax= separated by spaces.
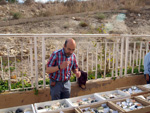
xmin=47 ymin=48 xmax=78 ymax=81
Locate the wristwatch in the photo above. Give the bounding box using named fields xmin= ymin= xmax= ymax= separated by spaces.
xmin=58 ymin=65 xmax=61 ymax=70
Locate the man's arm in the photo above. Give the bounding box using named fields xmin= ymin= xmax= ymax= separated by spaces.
xmin=46 ymin=66 xmax=59 ymax=74
xmin=46 ymin=61 xmax=71 ymax=74
xmin=144 ymin=53 xmax=150 ymax=81
xmin=144 ymin=54 xmax=149 ymax=75
xmin=46 ymin=52 xmax=58 ymax=74
xmin=72 ymin=55 xmax=81 ymax=78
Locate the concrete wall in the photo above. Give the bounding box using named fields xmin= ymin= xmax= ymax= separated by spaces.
xmin=0 ymin=74 xmax=147 ymax=109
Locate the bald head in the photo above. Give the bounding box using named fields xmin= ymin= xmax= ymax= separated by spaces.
xmin=64 ymin=38 xmax=76 ymax=47
xmin=64 ymin=38 xmax=76 ymax=57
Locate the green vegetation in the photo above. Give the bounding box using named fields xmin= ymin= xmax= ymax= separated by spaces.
xmin=0 ymin=57 xmax=145 ymax=94
xmin=11 ymin=12 xmax=22 ymax=19
xmin=0 ymin=64 xmax=144 ymax=94
xmin=70 ymin=74 xmax=76 ymax=82
xmin=97 ymin=24 xmax=106 ymax=33
xmin=95 ymin=13 xmax=106 ymax=20
xmin=0 ymin=80 xmax=8 ymax=93
xmin=79 ymin=21 xmax=88 ymax=27
xmin=34 ymin=87 xmax=38 ymax=95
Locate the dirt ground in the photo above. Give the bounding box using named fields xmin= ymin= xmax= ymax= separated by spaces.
xmin=0 ymin=3 xmax=150 ymax=35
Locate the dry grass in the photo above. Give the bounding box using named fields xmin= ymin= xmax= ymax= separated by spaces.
xmin=36 ymin=0 xmax=146 ymax=17
xmin=1 ymin=0 xmax=146 ymax=20
xmin=38 ymin=0 xmax=119 ymax=16
xmin=119 ymin=0 xmax=146 ymax=12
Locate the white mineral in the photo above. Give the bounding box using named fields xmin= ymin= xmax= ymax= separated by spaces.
xmin=143 ymin=84 xmax=150 ymax=89
xmin=138 ymin=95 xmax=150 ymax=102
xmin=37 ymin=102 xmax=68 ymax=111
xmin=100 ymin=92 xmax=123 ymax=100
xmin=146 ymin=96 xmax=150 ymax=102
xmin=115 ymin=98 xmax=144 ymax=111
xmin=81 ymin=103 xmax=119 ymax=113
xmin=122 ymin=86 xmax=143 ymax=94
xmin=72 ymin=97 xmax=98 ymax=106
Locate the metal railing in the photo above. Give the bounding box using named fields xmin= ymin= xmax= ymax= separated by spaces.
xmin=0 ymin=34 xmax=149 ymax=91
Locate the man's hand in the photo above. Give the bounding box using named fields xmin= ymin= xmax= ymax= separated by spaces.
xmin=75 ymin=71 xmax=81 ymax=78
xmin=60 ymin=61 xmax=71 ymax=69
xmin=146 ymin=74 xmax=149 ymax=81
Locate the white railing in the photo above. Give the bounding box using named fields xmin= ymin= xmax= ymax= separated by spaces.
xmin=0 ymin=34 xmax=149 ymax=91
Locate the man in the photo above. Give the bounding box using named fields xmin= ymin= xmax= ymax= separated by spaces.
xmin=46 ymin=38 xmax=81 ymax=100
xmin=144 ymin=52 xmax=150 ymax=84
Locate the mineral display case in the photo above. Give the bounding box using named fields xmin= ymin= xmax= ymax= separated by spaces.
xmin=117 ymin=85 xmax=149 ymax=96
xmin=0 ymin=104 xmax=35 ymax=113
xmin=34 ymin=99 xmax=73 ymax=113
xmin=66 ymin=94 xmax=105 ymax=108
xmin=111 ymin=97 xmax=150 ymax=113
xmin=77 ymin=101 xmax=125 ymax=113
xmin=95 ymin=90 xmax=130 ymax=101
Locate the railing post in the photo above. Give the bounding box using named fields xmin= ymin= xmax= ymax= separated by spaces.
xmin=82 ymin=52 xmax=84 ymax=71
xmin=138 ymin=42 xmax=142 ymax=73
xmin=7 ymin=45 xmax=11 ymax=91
xmin=34 ymin=37 xmax=39 ymax=89
xmin=112 ymin=43 xmax=115 ymax=77
xmin=100 ymin=43 xmax=102 ymax=70
xmin=115 ymin=39 xmax=119 ymax=77
xmin=120 ymin=37 xmax=124 ymax=77
xmin=125 ymin=37 xmax=129 ymax=76
xmin=142 ymin=50 xmax=145 ymax=65
xmin=30 ymin=38 xmax=34 ymax=87
xmin=86 ymin=44 xmax=89 ymax=74
xmin=132 ymin=42 xmax=136 ymax=73
xmin=129 ymin=50 xmax=132 ymax=66
xmin=136 ymin=50 xmax=138 ymax=66
xmin=95 ymin=43 xmax=98 ymax=79
xmin=21 ymin=43 xmax=25 ymax=89
xmin=42 ymin=37 xmax=46 ymax=88
xmin=104 ymin=40 xmax=107 ymax=78
xmin=77 ymin=43 xmax=79 ymax=64
xmin=0 ymin=56 xmax=4 ymax=80
xmin=15 ymin=56 xmax=17 ymax=79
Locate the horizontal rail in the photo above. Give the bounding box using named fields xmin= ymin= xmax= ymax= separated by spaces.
xmin=0 ymin=34 xmax=150 ymax=38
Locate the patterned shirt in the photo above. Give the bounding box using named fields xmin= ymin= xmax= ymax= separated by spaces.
xmin=47 ymin=48 xmax=78 ymax=81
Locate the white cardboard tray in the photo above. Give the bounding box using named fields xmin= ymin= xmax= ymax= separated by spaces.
xmin=34 ymin=99 xmax=73 ymax=113
xmin=95 ymin=90 xmax=130 ymax=101
xmin=0 ymin=104 xmax=35 ymax=113
xmin=142 ymin=84 xmax=150 ymax=90
xmin=66 ymin=93 xmax=105 ymax=107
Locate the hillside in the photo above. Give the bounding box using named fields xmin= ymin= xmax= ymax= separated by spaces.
xmin=0 ymin=1 xmax=150 ymax=35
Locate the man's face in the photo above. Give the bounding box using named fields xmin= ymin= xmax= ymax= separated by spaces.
xmin=64 ymin=43 xmax=75 ymax=57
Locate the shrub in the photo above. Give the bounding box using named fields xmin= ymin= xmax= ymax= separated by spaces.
xmin=96 ymin=13 xmax=106 ymax=20
xmin=39 ymin=10 xmax=51 ymax=17
xmin=70 ymin=74 xmax=76 ymax=82
xmin=0 ymin=80 xmax=8 ymax=93
xmin=97 ymin=24 xmax=106 ymax=33
xmin=88 ymin=71 xmax=95 ymax=80
xmin=13 ymin=12 xmax=22 ymax=19
xmin=79 ymin=21 xmax=88 ymax=27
